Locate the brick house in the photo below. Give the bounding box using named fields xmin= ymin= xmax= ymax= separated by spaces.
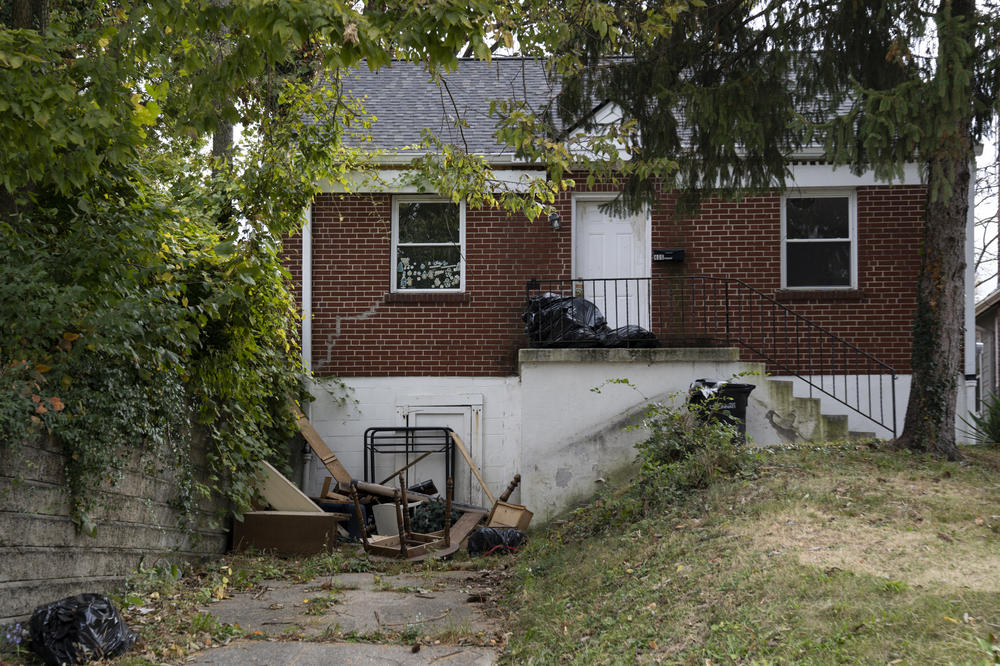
xmin=285 ymin=59 xmax=977 ymax=521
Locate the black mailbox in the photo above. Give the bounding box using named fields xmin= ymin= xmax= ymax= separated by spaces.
xmin=653 ymin=248 xmax=685 ymax=262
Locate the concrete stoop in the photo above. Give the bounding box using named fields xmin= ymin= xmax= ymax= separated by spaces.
xmin=749 ymin=379 xmax=877 ymax=446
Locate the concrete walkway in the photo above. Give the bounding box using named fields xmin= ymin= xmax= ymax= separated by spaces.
xmin=186 ymin=570 xmax=502 ymax=664
xmin=187 ymin=640 xmax=496 ymax=665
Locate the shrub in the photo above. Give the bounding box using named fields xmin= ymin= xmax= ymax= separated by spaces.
xmin=634 ymin=400 xmax=757 ymax=496
xmin=566 ymin=400 xmax=759 ymax=537
xmin=962 ymin=394 xmax=1000 ymax=445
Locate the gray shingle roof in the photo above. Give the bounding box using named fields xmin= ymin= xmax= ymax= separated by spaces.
xmin=338 ymin=58 xmax=560 ymax=156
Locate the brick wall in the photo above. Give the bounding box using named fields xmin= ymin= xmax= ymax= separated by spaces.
xmin=651 ymin=185 xmax=924 ymax=373
xmin=300 ymin=183 xmax=924 ymax=378
xmin=308 ymin=192 xmax=571 ymax=376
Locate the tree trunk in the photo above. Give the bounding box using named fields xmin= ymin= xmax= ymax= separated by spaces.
xmin=896 ymin=149 xmax=970 ymax=460
xmin=11 ymin=0 xmax=47 ymax=31
xmin=896 ymin=0 xmax=975 ymax=460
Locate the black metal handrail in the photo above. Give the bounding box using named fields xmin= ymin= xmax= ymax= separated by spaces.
xmin=525 ymin=276 xmax=897 ymax=437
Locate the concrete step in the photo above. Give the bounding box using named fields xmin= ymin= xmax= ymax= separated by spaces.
xmin=754 ymin=379 xmax=862 ymax=444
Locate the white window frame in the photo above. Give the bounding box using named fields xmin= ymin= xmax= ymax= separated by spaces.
xmin=390 ymin=196 xmax=466 ymax=293
xmin=780 ymin=189 xmax=857 ymax=290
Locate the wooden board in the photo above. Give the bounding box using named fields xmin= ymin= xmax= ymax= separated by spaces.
xmin=293 ymin=406 xmax=353 ymax=484
xmin=449 ymin=431 xmax=496 ymax=505
xmin=402 ymin=509 xmax=488 ymax=562
xmin=260 ymin=461 xmax=323 ymax=513
xmin=232 ymin=511 xmax=345 ymax=554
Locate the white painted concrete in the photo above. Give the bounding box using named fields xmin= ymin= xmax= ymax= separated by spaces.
xmin=304 ymin=353 xmax=975 ymax=525
xmin=303 ymin=376 xmax=521 ymax=507
xmin=517 ymin=348 xmax=754 ymax=522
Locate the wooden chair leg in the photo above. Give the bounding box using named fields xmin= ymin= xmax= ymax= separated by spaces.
xmin=350 ymin=485 xmax=370 ymax=553
xmin=444 ymin=477 xmax=453 ymax=548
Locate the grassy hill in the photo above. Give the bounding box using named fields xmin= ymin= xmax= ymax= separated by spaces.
xmin=501 ymin=440 xmax=1000 ymax=664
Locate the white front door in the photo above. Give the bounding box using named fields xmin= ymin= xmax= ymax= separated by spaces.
xmin=573 ymin=198 xmax=650 ymax=330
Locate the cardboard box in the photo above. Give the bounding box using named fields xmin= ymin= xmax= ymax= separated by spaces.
xmin=232 ymin=511 xmax=347 ymax=555
xmin=487 ymin=501 xmax=533 ymax=531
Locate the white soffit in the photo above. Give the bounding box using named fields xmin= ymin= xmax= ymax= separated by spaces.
xmin=319 ymin=168 xmax=547 ymax=194
xmin=785 ymin=162 xmax=923 ymax=188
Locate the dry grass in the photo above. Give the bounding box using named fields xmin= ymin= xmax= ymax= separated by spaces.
xmin=502 ymin=444 xmax=1000 ymax=664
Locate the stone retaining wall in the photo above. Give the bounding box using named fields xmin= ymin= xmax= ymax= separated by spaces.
xmin=0 ymin=436 xmax=228 ymax=623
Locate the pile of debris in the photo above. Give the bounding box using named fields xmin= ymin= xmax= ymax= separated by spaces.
xmin=233 ymin=408 xmax=531 ymax=560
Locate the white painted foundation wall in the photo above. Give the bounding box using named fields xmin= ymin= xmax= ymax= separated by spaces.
xmin=304 ymin=349 xmax=973 ymax=525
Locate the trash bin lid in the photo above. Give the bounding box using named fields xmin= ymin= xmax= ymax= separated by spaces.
xmin=717 ymin=382 xmax=756 ymax=394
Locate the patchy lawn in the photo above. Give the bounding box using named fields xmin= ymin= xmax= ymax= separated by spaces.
xmin=5 ymin=444 xmax=1000 ymax=665
xmin=500 ymin=444 xmax=1000 ymax=664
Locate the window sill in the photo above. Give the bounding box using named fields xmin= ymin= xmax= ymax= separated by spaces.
xmin=775 ymin=289 xmax=865 ymax=303
xmin=385 ymin=292 xmax=469 ymax=305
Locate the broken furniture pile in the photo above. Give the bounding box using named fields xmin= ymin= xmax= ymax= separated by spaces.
xmin=232 ymin=407 xmax=531 ymax=561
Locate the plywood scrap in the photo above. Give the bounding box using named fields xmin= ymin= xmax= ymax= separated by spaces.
xmin=260 ymin=461 xmax=323 ymax=513
xmin=258 ymin=461 xmax=350 ymax=538
xmin=293 ymin=405 xmax=352 ymax=484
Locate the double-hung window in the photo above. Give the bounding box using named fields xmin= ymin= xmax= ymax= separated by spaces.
xmin=782 ymin=190 xmax=857 ymax=289
xmin=391 ymin=197 xmax=465 ymax=292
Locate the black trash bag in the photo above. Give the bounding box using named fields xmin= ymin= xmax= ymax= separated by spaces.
xmin=467 ymin=527 xmax=527 ymax=556
xmin=30 ymin=593 xmax=137 ymax=665
xmin=406 ymin=479 xmax=438 ymax=496
xmin=602 ymin=324 xmax=660 ymax=348
xmin=522 ymin=293 xmax=608 ymax=347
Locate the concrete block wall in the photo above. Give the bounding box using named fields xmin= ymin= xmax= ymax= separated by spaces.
xmin=0 ymin=436 xmax=228 ymax=623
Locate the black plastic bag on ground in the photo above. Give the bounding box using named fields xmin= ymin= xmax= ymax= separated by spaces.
xmin=467 ymin=527 xmax=527 ymax=556
xmin=602 ymin=324 xmax=660 ymax=348
xmin=30 ymin=593 xmax=137 ymax=665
